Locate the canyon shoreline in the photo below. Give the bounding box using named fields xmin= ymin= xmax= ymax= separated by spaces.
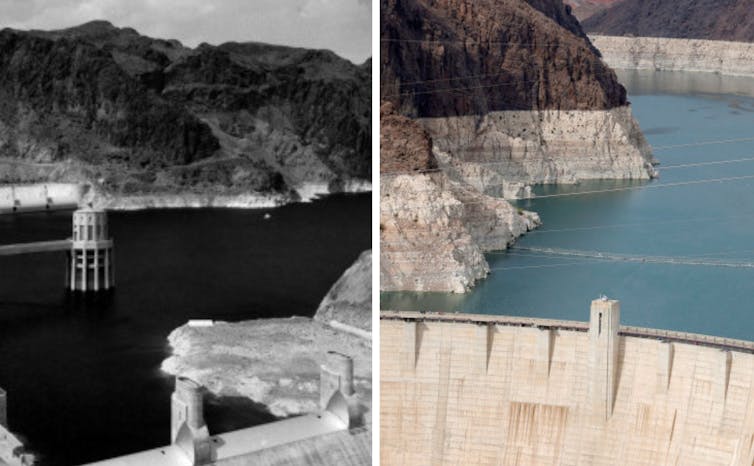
xmin=90 ymin=183 xmax=372 ymax=210
xmin=591 ymin=35 xmax=754 ymax=77
xmin=0 ymin=181 xmax=371 ymax=213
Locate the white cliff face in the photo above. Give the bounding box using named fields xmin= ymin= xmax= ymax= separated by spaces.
xmin=419 ymin=107 xmax=656 ymax=198
xmin=380 ymin=172 xmax=540 ymax=293
xmin=87 ymin=191 xmax=293 ymax=210
xmin=591 ymin=35 xmax=754 ymax=77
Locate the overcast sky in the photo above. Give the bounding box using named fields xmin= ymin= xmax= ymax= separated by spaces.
xmin=0 ymin=0 xmax=371 ymax=63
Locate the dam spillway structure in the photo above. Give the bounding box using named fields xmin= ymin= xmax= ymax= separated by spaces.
xmin=67 ymin=208 xmax=114 ymax=293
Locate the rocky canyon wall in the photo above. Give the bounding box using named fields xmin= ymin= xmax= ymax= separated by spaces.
xmin=421 ymin=106 xmax=655 ymax=196
xmin=380 ymin=103 xmax=539 ymax=293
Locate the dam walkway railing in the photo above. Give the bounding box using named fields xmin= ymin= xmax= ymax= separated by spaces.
xmin=381 ymin=310 xmax=754 ymax=354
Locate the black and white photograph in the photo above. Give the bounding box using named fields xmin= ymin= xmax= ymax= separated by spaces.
xmin=0 ymin=1 xmax=372 ymax=464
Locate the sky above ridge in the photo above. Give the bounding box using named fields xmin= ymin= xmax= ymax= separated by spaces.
xmin=0 ymin=0 xmax=372 ymax=63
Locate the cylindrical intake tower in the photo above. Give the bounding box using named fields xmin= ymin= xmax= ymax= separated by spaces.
xmin=67 ymin=208 xmax=114 ymax=292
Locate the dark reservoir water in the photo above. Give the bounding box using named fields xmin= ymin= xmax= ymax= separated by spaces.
xmin=0 ymin=193 xmax=370 ymax=465
xmin=381 ymin=70 xmax=754 ymax=341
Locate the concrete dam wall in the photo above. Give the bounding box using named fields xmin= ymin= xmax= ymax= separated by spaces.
xmin=590 ymin=35 xmax=754 ymax=77
xmin=0 ymin=184 xmax=84 ymax=214
xmin=380 ymin=300 xmax=754 ymax=466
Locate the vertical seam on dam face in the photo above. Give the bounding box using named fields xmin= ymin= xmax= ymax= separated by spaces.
xmin=430 ymin=343 xmax=451 ymax=465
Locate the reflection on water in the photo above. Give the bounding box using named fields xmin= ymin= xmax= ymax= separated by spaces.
xmin=617 ymin=69 xmax=754 ymax=99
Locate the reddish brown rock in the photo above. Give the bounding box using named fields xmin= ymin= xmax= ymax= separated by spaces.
xmin=583 ymin=0 xmax=754 ymax=42
xmin=381 ymin=0 xmax=628 ymax=118
xmin=379 ymin=101 xmax=438 ymax=174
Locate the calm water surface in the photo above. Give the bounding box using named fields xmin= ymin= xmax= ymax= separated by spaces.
xmin=381 ymin=71 xmax=754 ymax=341
xmin=0 ymin=193 xmax=370 ymax=465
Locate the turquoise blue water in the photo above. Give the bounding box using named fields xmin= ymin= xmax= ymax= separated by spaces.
xmin=381 ymin=71 xmax=754 ymax=341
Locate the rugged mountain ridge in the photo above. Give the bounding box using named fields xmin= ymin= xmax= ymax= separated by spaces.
xmin=583 ymin=0 xmax=754 ymax=42
xmin=0 ymin=21 xmax=371 ymax=204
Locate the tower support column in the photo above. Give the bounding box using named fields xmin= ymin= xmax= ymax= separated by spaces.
xmin=588 ymin=297 xmax=621 ymax=421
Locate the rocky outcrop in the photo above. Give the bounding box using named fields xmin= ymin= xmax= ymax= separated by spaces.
xmin=161 ymin=318 xmax=371 ymax=418
xmin=0 ymin=21 xmax=371 ymax=204
xmin=380 ymin=102 xmax=438 ymax=174
xmin=379 ymin=0 xmax=655 ymax=292
xmin=380 ymin=106 xmax=539 ymax=292
xmin=162 ymin=252 xmax=372 ymax=419
xmin=422 ymin=107 xmax=656 ymax=193
xmin=381 ymin=0 xmax=627 ymax=117
xmin=315 ymin=250 xmax=372 ymax=332
xmin=590 ymin=35 xmax=754 ymax=77
xmin=381 ymin=0 xmax=655 ymax=191
xmin=583 ymin=0 xmax=754 ymax=43
xmin=381 ymin=172 xmax=539 ymax=292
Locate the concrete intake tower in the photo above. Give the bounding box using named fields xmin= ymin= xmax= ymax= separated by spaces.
xmin=67 ymin=208 xmax=114 ymax=293
xmin=0 ymin=207 xmax=115 ymax=293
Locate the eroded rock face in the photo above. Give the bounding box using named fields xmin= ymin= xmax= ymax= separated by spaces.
xmin=583 ymin=0 xmax=754 ymax=43
xmin=0 ymin=21 xmax=371 ymax=201
xmin=0 ymin=29 xmax=218 ymax=169
xmin=380 ymin=102 xmax=438 ymax=174
xmin=381 ymin=0 xmax=654 ymax=191
xmin=590 ymin=35 xmax=754 ymax=77
xmin=381 ymin=173 xmax=539 ymax=292
xmin=381 ymin=0 xmax=628 ymax=118
xmin=380 ymin=106 xmax=539 ymax=292
xmin=422 ymin=106 xmax=656 ymax=190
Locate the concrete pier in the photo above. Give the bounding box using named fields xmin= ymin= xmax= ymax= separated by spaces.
xmin=67 ymin=208 xmax=114 ymax=293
